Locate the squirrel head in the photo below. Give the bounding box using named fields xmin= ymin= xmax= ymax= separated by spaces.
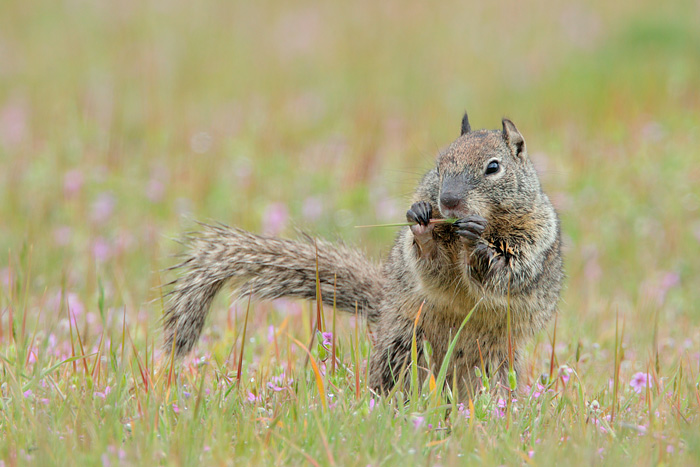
xmin=434 ymin=113 xmax=542 ymax=221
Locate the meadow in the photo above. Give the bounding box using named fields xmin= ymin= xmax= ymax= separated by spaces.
xmin=1 ymin=0 xmax=699 ymax=465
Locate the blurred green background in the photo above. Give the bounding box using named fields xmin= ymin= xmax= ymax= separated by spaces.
xmin=0 ymin=0 xmax=698 ymax=361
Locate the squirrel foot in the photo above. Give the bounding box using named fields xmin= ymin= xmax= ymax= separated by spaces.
xmin=454 ymin=215 xmax=487 ymax=246
xmin=455 ymin=215 xmax=506 ymax=270
xmin=407 ymin=201 xmax=436 ymax=257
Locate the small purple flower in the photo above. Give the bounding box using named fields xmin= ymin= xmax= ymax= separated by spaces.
xmin=267 ymin=325 xmax=275 ymax=343
xmin=92 ymin=237 xmax=113 ymax=262
xmin=321 ymin=332 xmax=333 ymax=349
xmin=23 ymin=389 xmax=32 ymax=398
xmin=302 ymin=196 xmax=323 ymax=221
xmin=63 ymin=170 xmax=84 ymax=198
xmin=246 ymin=392 xmax=261 ymax=403
xmin=0 ymin=267 xmax=9 ymax=287
xmin=146 ymin=179 xmax=165 ymax=203
xmin=94 ymin=386 xmax=111 ymax=399
xmin=267 ymin=374 xmax=291 ymax=392
xmin=412 ymin=416 xmax=425 ymax=430
xmin=531 ymin=382 xmax=546 ymax=399
xmin=263 ymin=203 xmax=289 ymax=235
xmin=172 ymin=404 xmax=180 ymax=413
xmin=630 ymin=372 xmax=652 ymax=393
xmin=91 ymin=192 xmax=116 ymax=224
xmin=493 ymin=398 xmax=507 ymax=418
xmin=457 ymin=402 xmax=470 ymax=419
xmin=368 ymin=398 xmax=376 ymax=412
xmin=54 ymin=292 xmax=85 ymax=321
xmin=559 ymin=365 xmax=573 ymax=385
xmin=656 ymin=272 xmax=680 ymax=305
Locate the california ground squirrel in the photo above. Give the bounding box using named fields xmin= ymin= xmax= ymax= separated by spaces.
xmin=164 ymin=113 xmax=563 ymax=396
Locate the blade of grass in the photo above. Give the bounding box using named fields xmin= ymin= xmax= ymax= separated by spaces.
xmin=332 ymin=274 xmax=337 ymax=375
xmin=435 ymin=298 xmax=483 ymax=401
xmin=128 ymin=328 xmax=150 ymax=391
xmin=355 ymin=218 xmax=458 ymax=229
xmin=548 ymin=314 xmax=558 ymax=382
xmin=67 ymin=292 xmax=77 ymax=374
xmin=411 ymin=300 xmax=425 ymax=401
xmin=312 ymin=411 xmax=336 ymax=466
xmin=236 ymin=294 xmax=253 ymax=387
xmin=37 ymin=353 xmax=98 ymax=381
xmin=269 ymin=431 xmax=321 ymax=467
xmin=354 ymin=302 xmax=360 ymax=400
xmin=90 ymin=332 xmax=105 ymax=381
xmin=70 ymin=307 xmax=89 ymax=374
xmin=167 ymin=328 xmax=178 ymax=390
xmin=314 ymin=240 xmax=325 ymax=333
xmin=289 ymin=335 xmax=326 ymax=411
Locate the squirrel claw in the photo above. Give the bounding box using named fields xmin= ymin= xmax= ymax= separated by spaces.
xmin=454 ymin=215 xmax=487 ymax=245
xmin=406 ymin=201 xmax=432 ymax=226
xmin=474 ymin=243 xmax=506 ymax=269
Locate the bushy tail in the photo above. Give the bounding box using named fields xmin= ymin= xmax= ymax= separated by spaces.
xmin=163 ymin=223 xmax=385 ymax=358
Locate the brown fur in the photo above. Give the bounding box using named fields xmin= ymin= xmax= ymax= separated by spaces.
xmin=163 ymin=114 xmax=563 ymax=398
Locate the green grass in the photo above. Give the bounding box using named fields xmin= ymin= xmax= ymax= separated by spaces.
xmin=1 ymin=0 xmax=699 ymax=464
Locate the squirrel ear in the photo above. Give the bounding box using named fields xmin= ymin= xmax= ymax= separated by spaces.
xmin=460 ymin=112 xmax=471 ymax=136
xmin=501 ymin=118 xmax=526 ymax=159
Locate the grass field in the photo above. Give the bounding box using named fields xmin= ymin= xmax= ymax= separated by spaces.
xmin=1 ymin=0 xmax=700 ymax=465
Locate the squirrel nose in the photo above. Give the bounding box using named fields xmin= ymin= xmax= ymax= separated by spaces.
xmin=439 ymin=193 xmax=461 ymax=210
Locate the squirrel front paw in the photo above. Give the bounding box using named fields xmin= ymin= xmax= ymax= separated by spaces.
xmin=454 ymin=215 xmax=487 ymax=246
xmin=407 ymin=201 xmax=434 ymax=236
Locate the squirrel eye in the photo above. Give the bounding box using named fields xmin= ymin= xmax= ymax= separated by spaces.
xmin=485 ymin=160 xmax=500 ymax=175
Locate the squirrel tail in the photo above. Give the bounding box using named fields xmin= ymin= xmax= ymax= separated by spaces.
xmin=162 ymin=223 xmax=385 ymax=358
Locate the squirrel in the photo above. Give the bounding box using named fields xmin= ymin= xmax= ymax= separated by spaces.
xmin=163 ymin=113 xmax=563 ymax=397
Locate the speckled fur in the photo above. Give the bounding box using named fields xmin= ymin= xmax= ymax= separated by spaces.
xmin=164 ymin=115 xmax=563 ymax=398
xmin=163 ymin=225 xmax=385 ymax=357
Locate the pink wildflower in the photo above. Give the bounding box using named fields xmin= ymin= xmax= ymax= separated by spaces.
xmin=457 ymin=402 xmax=471 ymax=419
xmin=267 ymin=374 xmax=292 ymax=392
xmin=412 ymin=416 xmax=425 ymax=430
xmin=630 ymin=372 xmax=652 ymax=393
xmin=302 ymin=196 xmax=323 ymax=221
xmin=263 ymin=203 xmax=289 ymax=235
xmin=559 ymin=365 xmax=573 ymax=385
xmin=321 ymin=332 xmax=333 ymax=349
xmin=92 ymin=237 xmax=113 ymax=262
xmin=91 ymin=192 xmax=116 ymax=224
xmin=146 ymin=178 xmax=165 ymax=203
xmin=63 ymin=170 xmax=84 ymax=198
